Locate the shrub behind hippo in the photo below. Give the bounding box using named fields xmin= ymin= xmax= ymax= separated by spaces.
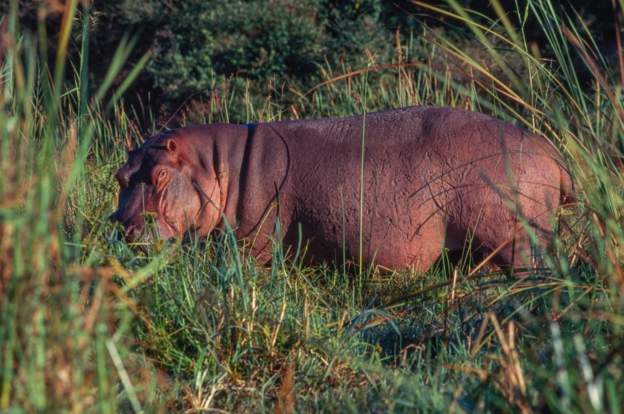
xmin=111 ymin=106 xmax=573 ymax=272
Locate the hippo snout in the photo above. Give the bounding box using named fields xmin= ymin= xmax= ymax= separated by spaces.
xmin=109 ymin=210 xmax=142 ymax=242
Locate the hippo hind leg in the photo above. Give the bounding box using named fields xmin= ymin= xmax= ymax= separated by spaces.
xmin=480 ymin=216 xmax=554 ymax=273
xmin=465 ymin=184 xmax=560 ymax=275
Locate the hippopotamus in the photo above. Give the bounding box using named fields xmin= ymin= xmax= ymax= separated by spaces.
xmin=111 ymin=106 xmax=573 ymax=272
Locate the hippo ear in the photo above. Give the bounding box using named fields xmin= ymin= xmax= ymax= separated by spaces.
xmin=165 ymin=138 xmax=177 ymax=153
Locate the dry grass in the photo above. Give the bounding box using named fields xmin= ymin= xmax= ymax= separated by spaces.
xmin=0 ymin=0 xmax=623 ymax=412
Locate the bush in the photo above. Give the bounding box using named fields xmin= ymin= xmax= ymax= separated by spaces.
xmin=117 ymin=0 xmax=410 ymax=101
xmin=4 ymin=1 xmax=619 ymax=122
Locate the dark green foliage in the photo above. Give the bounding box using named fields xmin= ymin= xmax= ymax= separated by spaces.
xmin=4 ymin=0 xmax=621 ymax=120
xmin=2 ymin=0 xmax=624 ymax=412
xmin=318 ymin=0 xmax=388 ymax=58
xmin=120 ymin=0 xmax=403 ymax=100
xmin=138 ymin=1 xmax=322 ymax=98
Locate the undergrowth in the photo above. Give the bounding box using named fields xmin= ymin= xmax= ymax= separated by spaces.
xmin=1 ymin=0 xmax=623 ymax=412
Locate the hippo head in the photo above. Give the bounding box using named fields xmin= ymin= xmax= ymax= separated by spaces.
xmin=110 ymin=133 xmax=223 ymax=242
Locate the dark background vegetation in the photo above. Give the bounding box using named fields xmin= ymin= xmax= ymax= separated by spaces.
xmin=2 ymin=0 xmax=620 ymax=124
xmin=2 ymin=1 xmax=624 ymax=412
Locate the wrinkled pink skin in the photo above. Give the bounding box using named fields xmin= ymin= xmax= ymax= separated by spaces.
xmin=111 ymin=106 xmax=573 ymax=272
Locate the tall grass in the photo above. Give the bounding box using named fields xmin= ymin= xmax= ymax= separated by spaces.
xmin=0 ymin=0 xmax=623 ymax=412
xmin=0 ymin=1 xmax=159 ymax=411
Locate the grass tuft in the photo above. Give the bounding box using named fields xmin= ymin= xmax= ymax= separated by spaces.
xmin=0 ymin=0 xmax=623 ymax=412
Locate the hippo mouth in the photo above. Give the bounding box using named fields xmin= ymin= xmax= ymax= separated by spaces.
xmin=110 ymin=210 xmax=178 ymax=244
xmin=159 ymin=215 xmax=180 ymax=239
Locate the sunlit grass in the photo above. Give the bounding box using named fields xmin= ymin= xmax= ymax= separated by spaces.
xmin=0 ymin=0 xmax=623 ymax=412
